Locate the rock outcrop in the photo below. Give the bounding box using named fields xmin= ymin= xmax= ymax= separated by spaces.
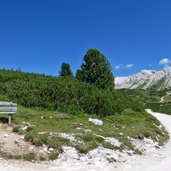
xmin=115 ymin=67 xmax=171 ymax=90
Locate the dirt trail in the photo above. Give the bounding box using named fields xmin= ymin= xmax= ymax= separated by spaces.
xmin=0 ymin=109 xmax=170 ymax=171
xmin=114 ymin=109 xmax=171 ymax=171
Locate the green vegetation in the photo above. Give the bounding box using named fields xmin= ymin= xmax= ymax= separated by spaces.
xmin=0 ymin=63 xmax=169 ymax=161
xmin=0 ymin=69 xmax=143 ymax=116
xmin=23 ymin=153 xmax=36 ymax=161
xmin=147 ymin=102 xmax=171 ymax=115
xmin=48 ymin=152 xmax=59 ymax=161
xmin=59 ymin=62 xmax=73 ymax=78
xmin=120 ymin=89 xmax=171 ymax=115
xmin=47 ymin=136 xmax=70 ymax=150
xmin=24 ymin=130 xmax=48 ymax=146
xmin=76 ymin=49 xmax=114 ymax=91
xmin=0 ymin=152 xmax=22 ymax=160
xmin=8 ymin=105 xmax=168 ymax=156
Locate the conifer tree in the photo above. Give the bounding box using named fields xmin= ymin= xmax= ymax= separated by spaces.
xmin=59 ymin=63 xmax=73 ymax=78
xmin=76 ymin=49 xmax=114 ymax=90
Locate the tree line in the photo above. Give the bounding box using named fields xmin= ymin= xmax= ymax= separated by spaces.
xmin=0 ymin=48 xmax=144 ymax=116
xmin=59 ymin=48 xmax=114 ymax=91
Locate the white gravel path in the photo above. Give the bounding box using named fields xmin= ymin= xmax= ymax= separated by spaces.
xmin=115 ymin=109 xmax=171 ymax=171
xmin=0 ymin=109 xmax=170 ymax=171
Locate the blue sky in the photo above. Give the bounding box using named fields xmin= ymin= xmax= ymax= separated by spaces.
xmin=0 ymin=0 xmax=171 ymax=76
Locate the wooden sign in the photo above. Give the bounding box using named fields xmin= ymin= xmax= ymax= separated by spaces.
xmin=0 ymin=107 xmax=17 ymax=113
xmin=0 ymin=102 xmax=17 ymax=106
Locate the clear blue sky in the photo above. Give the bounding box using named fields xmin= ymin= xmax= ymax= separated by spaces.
xmin=0 ymin=0 xmax=171 ymax=76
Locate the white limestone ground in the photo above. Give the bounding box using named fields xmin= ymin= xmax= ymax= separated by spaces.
xmin=114 ymin=109 xmax=171 ymax=171
xmin=0 ymin=109 xmax=170 ymax=171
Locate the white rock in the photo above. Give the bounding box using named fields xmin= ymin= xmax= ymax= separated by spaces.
xmin=3 ymin=134 xmax=9 ymax=138
xmin=20 ymin=135 xmax=24 ymax=140
xmin=58 ymin=133 xmax=76 ymax=142
xmin=88 ymin=118 xmax=103 ymax=125
xmin=49 ymin=148 xmax=54 ymax=151
xmin=21 ymin=125 xmax=28 ymax=130
xmin=43 ymin=145 xmax=48 ymax=152
xmin=84 ymin=129 xmax=92 ymax=133
xmin=29 ymin=146 xmax=34 ymax=151
xmin=130 ymin=137 xmax=158 ymax=153
xmin=61 ymin=146 xmax=80 ymax=160
xmin=105 ymin=137 xmax=122 ymax=147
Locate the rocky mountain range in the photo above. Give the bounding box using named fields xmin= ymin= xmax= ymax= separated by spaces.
xmin=115 ymin=67 xmax=171 ymax=90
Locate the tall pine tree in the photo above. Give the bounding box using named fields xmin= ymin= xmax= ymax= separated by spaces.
xmin=76 ymin=49 xmax=114 ymax=90
xmin=59 ymin=63 xmax=73 ymax=78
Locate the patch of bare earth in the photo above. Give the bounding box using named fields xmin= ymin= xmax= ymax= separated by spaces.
xmin=0 ymin=124 xmax=49 ymax=160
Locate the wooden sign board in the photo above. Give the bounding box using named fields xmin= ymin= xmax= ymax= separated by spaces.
xmin=0 ymin=107 xmax=17 ymax=113
xmin=0 ymin=102 xmax=17 ymax=106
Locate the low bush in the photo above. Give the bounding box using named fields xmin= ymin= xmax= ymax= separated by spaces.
xmin=24 ymin=130 xmax=48 ymax=146
xmin=0 ymin=69 xmax=144 ymax=116
xmin=48 ymin=152 xmax=59 ymax=161
xmin=23 ymin=153 xmax=36 ymax=161
xmin=12 ymin=126 xmax=20 ymax=133
xmin=47 ymin=137 xmax=70 ymax=150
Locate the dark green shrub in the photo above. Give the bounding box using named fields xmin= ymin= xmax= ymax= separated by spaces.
xmin=39 ymin=156 xmax=46 ymax=161
xmin=47 ymin=137 xmax=70 ymax=150
xmin=24 ymin=130 xmax=48 ymax=146
xmin=24 ymin=130 xmax=37 ymax=142
xmin=23 ymin=153 xmax=36 ymax=161
xmin=48 ymin=152 xmax=59 ymax=161
xmin=76 ymin=141 xmax=99 ymax=154
xmin=26 ymin=126 xmax=34 ymax=132
xmin=13 ymin=126 xmax=20 ymax=133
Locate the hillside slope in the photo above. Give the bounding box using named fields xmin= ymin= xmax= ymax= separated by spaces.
xmin=0 ymin=110 xmax=169 ymax=171
xmin=0 ymin=69 xmax=168 ymax=164
xmin=115 ymin=67 xmax=171 ymax=90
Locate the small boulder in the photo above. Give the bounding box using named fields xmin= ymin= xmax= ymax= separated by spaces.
xmin=88 ymin=118 xmax=103 ymax=125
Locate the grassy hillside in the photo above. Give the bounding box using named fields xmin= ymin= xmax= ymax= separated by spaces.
xmin=0 ymin=69 xmax=169 ymax=161
xmin=120 ymin=89 xmax=171 ymax=115
xmin=0 ymin=104 xmax=167 ymax=160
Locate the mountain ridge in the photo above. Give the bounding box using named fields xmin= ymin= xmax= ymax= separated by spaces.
xmin=115 ymin=67 xmax=171 ymax=90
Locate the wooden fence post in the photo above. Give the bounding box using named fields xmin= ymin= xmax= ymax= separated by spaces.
xmin=8 ymin=114 xmax=12 ymax=125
